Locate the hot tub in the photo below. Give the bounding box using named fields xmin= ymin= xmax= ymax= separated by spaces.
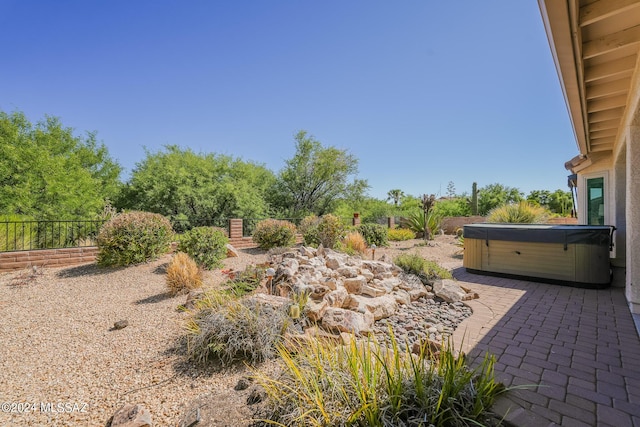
xmin=463 ymin=224 xmax=614 ymax=288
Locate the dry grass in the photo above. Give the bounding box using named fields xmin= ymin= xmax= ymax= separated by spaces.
xmin=166 ymin=252 xmax=203 ymax=295
xmin=342 ymin=231 xmax=368 ymax=255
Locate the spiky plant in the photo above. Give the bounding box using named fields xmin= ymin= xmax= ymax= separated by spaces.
xmin=166 ymin=252 xmax=203 ymax=296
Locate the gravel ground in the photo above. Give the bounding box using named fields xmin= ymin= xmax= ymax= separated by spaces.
xmin=0 ymin=235 xmax=463 ymax=426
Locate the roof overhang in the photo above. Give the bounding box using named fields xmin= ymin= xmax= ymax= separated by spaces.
xmin=538 ymin=0 xmax=640 ymax=158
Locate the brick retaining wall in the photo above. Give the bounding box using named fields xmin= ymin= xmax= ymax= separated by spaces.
xmin=0 ymin=247 xmax=99 ymax=272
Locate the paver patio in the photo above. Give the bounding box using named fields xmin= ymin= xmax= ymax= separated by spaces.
xmin=450 ymin=267 xmax=640 ymax=427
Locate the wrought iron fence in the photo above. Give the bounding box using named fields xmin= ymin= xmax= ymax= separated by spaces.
xmin=171 ymin=218 xmax=229 ymax=234
xmin=0 ymin=220 xmax=107 ymax=252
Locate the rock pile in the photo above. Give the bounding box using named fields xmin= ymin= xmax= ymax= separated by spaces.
xmin=265 ymin=245 xmax=477 ymax=343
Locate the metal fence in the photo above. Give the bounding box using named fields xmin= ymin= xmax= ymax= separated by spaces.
xmin=0 ymin=220 xmax=107 ymax=252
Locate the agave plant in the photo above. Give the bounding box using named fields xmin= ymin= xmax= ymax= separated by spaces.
xmin=405 ymin=210 xmax=442 ymax=240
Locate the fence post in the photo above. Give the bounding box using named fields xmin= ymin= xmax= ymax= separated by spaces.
xmin=387 ymin=217 xmax=395 ymax=229
xmin=229 ymin=219 xmax=243 ymax=239
xmin=352 ymin=213 xmax=361 ymax=227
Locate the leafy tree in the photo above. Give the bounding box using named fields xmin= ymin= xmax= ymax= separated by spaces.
xmin=269 ymin=130 xmax=368 ymax=217
xmin=433 ymin=197 xmax=472 ymax=217
xmin=0 ymin=110 xmax=121 ymax=219
xmin=526 ymin=190 xmax=552 ymax=207
xmin=548 ymin=189 xmax=573 ymax=216
xmin=477 ymin=183 xmax=523 ymax=216
xmin=117 ymin=145 xmax=274 ymax=222
xmin=386 ymin=189 xmax=405 ymax=207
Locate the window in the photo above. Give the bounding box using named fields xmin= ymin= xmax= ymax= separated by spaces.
xmin=586 ymin=177 xmax=605 ymax=225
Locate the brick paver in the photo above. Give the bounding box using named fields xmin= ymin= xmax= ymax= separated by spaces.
xmin=451 ymin=267 xmax=640 ymax=427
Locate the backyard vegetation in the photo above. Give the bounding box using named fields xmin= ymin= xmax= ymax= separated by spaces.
xmin=2 ymin=109 xmax=571 ymax=425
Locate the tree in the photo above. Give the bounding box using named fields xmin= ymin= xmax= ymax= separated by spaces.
xmin=117 ymin=145 xmax=275 ymax=222
xmin=446 ymin=181 xmax=456 ymax=198
xmin=527 ymin=190 xmax=552 ymax=207
xmin=548 ymin=189 xmax=573 ymax=216
xmin=0 ymin=110 xmax=121 ymax=219
xmin=477 ymin=183 xmax=523 ymax=216
xmin=386 ymin=189 xmax=405 ymax=207
xmin=270 ymin=131 xmax=368 ymax=217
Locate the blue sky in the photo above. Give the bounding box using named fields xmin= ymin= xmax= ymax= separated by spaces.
xmin=0 ymin=1 xmax=577 ymax=200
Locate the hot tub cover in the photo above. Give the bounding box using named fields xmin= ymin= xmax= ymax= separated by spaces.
xmin=463 ymin=224 xmax=614 ymax=247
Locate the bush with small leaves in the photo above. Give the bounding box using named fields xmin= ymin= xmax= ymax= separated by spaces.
xmin=252 ymin=219 xmax=297 ymax=250
xmin=166 ymin=252 xmax=203 ymax=295
xmin=388 ymin=228 xmax=416 ymax=241
xmin=177 ymin=226 xmax=229 ymax=270
xmin=317 ymin=214 xmax=345 ymax=249
xmin=298 ymin=215 xmax=320 ymax=246
xmin=97 ymin=211 xmax=173 ymax=267
xmin=357 ymin=223 xmax=388 ymax=247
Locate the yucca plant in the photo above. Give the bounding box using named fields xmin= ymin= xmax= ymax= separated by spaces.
xmin=252 ymin=331 xmax=505 ymax=427
xmin=486 ymin=201 xmax=549 ymax=224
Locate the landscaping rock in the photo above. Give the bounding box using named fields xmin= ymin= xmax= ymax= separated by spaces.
xmin=226 ymin=243 xmax=240 ymax=258
xmin=321 ymin=307 xmax=374 ymax=335
xmin=109 ymin=403 xmax=152 ymax=427
xmin=433 ymin=279 xmax=468 ymax=303
xmin=112 ymin=320 xmax=129 ymax=330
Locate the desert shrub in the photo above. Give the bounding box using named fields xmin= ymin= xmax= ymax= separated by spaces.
xmin=298 ymin=214 xmax=345 ymax=249
xmin=166 ymin=252 xmax=203 ymax=295
xmin=317 ymin=214 xmax=345 ymax=248
xmin=184 ymin=290 xmax=291 ymax=366
xmin=96 ymin=211 xmax=173 ymax=267
xmin=224 ymin=264 xmax=267 ymax=297
xmin=298 ymin=214 xmax=320 ymax=246
xmin=394 ymin=253 xmax=452 ymax=282
xmin=252 ymin=219 xmax=297 ymax=250
xmin=253 ymin=334 xmax=504 ymax=427
xmin=177 ymin=226 xmax=229 ymax=270
xmin=357 ymin=223 xmax=388 ymax=247
xmin=432 ymin=197 xmax=472 ymax=217
xmin=486 ymin=201 xmax=549 ymax=223
xmin=338 ymin=231 xmax=368 ymax=256
xmin=388 ymin=228 xmax=415 ymax=241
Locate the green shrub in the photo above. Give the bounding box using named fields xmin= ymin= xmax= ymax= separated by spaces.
xmin=96 ymin=211 xmax=173 ymax=267
xmin=252 ymin=219 xmax=297 ymax=250
xmin=252 ymin=334 xmax=504 ymax=427
xmin=486 ymin=201 xmax=549 ymax=223
xmin=317 ymin=214 xmax=345 ymax=248
xmin=388 ymin=228 xmax=416 ymax=241
xmin=432 ymin=197 xmax=472 ymax=217
xmin=177 ymin=226 xmax=229 ymax=270
xmin=184 ymin=290 xmax=291 ymax=366
xmin=0 ymin=214 xmax=35 ymax=251
xmin=224 ymin=264 xmax=267 ymax=297
xmin=299 ymin=214 xmax=345 ymax=249
xmin=394 ymin=253 xmax=452 ymax=282
xmin=357 ymin=223 xmax=388 ymax=247
xmin=298 ymin=214 xmax=321 ymax=246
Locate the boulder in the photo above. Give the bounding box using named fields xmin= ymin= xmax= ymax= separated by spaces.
xmin=337 ymin=266 xmax=359 ymax=278
xmin=325 ymin=287 xmax=349 ymax=308
xmin=392 ymin=290 xmax=411 ymax=305
xmin=321 ymin=307 xmax=374 ymax=335
xmin=304 ymin=298 xmax=329 ymax=322
xmin=343 ymin=276 xmax=367 ymax=294
xmin=432 ymin=279 xmax=467 ymax=303
xmin=346 ymin=294 xmax=398 ymax=320
xmin=226 ymin=243 xmax=240 ymax=258
xmin=109 ymin=404 xmax=152 ymax=427
xmin=360 ymin=282 xmax=387 ymax=298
